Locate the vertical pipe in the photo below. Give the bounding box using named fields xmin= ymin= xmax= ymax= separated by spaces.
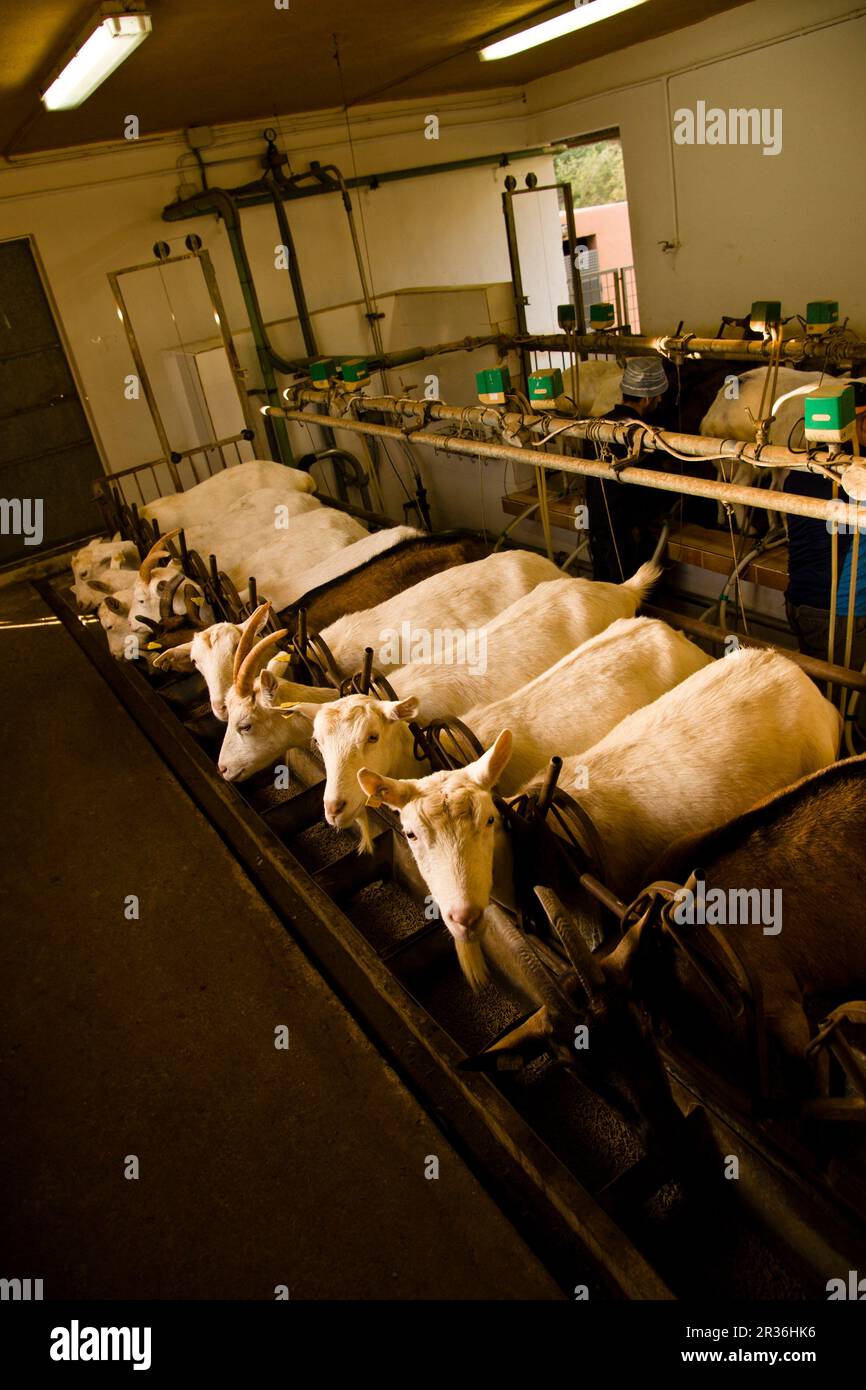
xmin=561 ymin=183 xmax=586 ymax=337
xmin=502 ymin=189 xmax=530 ymax=390
xmin=266 ymin=182 xmax=318 ymax=358
xmin=360 ymin=647 xmax=374 ymax=693
xmin=536 ymin=756 xmax=562 ymax=817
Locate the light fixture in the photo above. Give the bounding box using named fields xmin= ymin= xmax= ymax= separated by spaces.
xmin=41 ymin=5 xmax=152 ymax=111
xmin=479 ymin=0 xmax=650 ymax=62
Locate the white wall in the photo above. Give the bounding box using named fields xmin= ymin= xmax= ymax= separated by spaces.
xmin=525 ymin=0 xmax=866 ymax=335
xmin=0 ymin=91 xmax=551 ymax=485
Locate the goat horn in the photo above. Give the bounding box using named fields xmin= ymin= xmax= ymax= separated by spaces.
xmin=158 ymin=570 xmax=185 ymax=624
xmin=232 ymin=602 xmax=272 ymax=682
xmin=235 ymin=628 xmax=288 ymax=698
xmin=182 ymin=583 xmax=207 ymax=628
xmin=139 ymin=528 xmax=181 ymax=583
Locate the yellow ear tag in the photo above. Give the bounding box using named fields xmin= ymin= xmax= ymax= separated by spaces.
xmin=146 ymin=642 xmax=162 ymax=651
xmin=190 ymin=595 xmax=204 ymax=606
xmin=276 ymin=702 xmax=297 ymax=711
xmin=365 ymin=795 xmax=382 ymax=809
xmin=270 ymin=654 xmax=290 ymax=665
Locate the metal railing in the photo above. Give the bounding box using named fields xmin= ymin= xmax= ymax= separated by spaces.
xmin=91 ymin=431 xmax=257 ymax=525
xmin=576 ymin=264 xmax=639 ymax=333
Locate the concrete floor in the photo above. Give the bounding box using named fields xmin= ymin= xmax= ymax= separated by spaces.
xmin=0 ymin=579 xmax=560 ymax=1300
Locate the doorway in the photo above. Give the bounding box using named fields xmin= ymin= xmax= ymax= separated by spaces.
xmin=0 ymin=238 xmax=103 ymax=565
xmin=554 ymin=132 xmax=639 ymax=330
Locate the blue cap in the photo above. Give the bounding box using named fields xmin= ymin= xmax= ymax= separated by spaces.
xmin=621 ymin=357 xmax=668 ymax=397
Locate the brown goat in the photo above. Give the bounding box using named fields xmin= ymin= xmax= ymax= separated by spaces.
xmin=279 ymin=531 xmax=489 ymax=632
xmin=608 ymin=755 xmax=866 ymax=1063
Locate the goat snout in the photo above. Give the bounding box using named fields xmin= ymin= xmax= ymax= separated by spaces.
xmin=324 ymin=797 xmax=347 ymax=824
xmin=447 ymin=903 xmax=483 ymax=932
xmin=212 ymin=702 xmax=228 ymax=721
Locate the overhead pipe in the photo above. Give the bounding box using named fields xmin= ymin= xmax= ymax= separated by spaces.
xmin=264 ymin=401 xmax=865 ymax=528
xmin=280 ymin=386 xmax=853 ymax=478
xmin=512 ymin=330 xmax=866 ymax=367
xmin=162 ymin=143 xmax=572 ymax=221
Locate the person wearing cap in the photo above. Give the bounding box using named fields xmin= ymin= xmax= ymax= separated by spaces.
xmin=586 ymin=356 xmax=671 ymax=582
xmin=782 ymin=382 xmax=866 ymax=670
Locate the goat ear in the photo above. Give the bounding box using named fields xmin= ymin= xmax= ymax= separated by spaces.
xmin=152 ymin=642 xmax=194 ymax=672
xmin=470 ymin=729 xmax=513 ymax=790
xmin=383 ymin=697 xmax=419 ymax=723
xmin=272 ymin=696 xmax=323 ymax=723
xmin=357 ymin=767 xmax=416 ymax=809
xmin=257 ymin=669 xmax=283 ymax=707
xmin=105 ymin=596 xmax=128 ymax=616
xmin=89 ymin=579 xmax=111 ymax=594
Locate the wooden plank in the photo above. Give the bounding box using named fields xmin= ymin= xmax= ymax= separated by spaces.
xmin=501 ymin=487 xmax=790 ymax=591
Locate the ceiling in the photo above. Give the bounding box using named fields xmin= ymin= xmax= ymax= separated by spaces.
xmin=1 ymin=0 xmax=750 ymax=156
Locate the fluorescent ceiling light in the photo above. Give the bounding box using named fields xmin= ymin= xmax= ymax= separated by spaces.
xmin=480 ymin=0 xmax=650 ymax=61
xmin=41 ymin=8 xmax=152 ymax=110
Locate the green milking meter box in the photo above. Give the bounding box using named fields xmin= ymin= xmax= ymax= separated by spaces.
xmin=557 ymin=303 xmax=577 ymax=329
xmin=806 ymin=300 xmax=839 ymax=334
xmin=310 ymin=357 xmax=338 ymax=386
xmin=804 ymin=383 xmax=855 ymax=443
xmin=476 ymin=365 xmax=511 ymax=403
xmin=339 ymin=357 xmax=370 ymax=384
xmin=528 ymin=367 xmax=564 ymax=401
xmin=589 ymin=302 xmax=615 ymax=328
xmin=749 ymin=300 xmax=782 ymax=330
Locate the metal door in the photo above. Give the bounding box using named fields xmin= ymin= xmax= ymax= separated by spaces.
xmin=0 ymin=238 xmax=103 ymax=564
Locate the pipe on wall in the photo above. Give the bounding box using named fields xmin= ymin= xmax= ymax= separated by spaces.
xmin=161 ymin=145 xmax=571 ymax=221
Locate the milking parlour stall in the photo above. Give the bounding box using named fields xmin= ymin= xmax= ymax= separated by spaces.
xmin=2 ymin=0 xmax=866 ymax=1370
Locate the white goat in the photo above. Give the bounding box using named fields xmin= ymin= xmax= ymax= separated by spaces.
xmin=319 ymin=549 xmax=563 ymax=677
xmin=143 ymin=459 xmax=316 ymax=533
xmin=153 ymin=602 xmax=273 ymax=720
xmin=151 ymin=527 xmax=422 ymax=715
xmin=700 ymin=366 xmax=825 ymax=528
xmin=384 ymin=562 xmax=662 ymax=721
xmin=233 ymin=507 xmax=368 ymax=611
xmin=292 ymin=604 xmax=688 ymax=835
xmin=218 ymin=629 xmax=338 ymax=782
xmin=97 ymin=531 xmax=211 ymax=657
xmin=359 ymin=646 xmax=841 ymax=986
xmin=70 ymin=538 xmax=139 ymax=610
